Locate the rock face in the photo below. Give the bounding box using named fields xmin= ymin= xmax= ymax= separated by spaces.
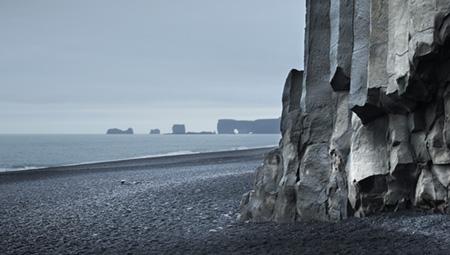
xmin=150 ymin=129 xmax=161 ymax=135
xmin=239 ymin=0 xmax=450 ymax=222
xmin=217 ymin=119 xmax=280 ymax=134
xmin=172 ymin=124 xmax=186 ymax=135
xmin=106 ymin=128 xmax=134 ymax=135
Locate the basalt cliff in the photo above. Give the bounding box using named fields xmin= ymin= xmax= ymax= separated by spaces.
xmin=239 ymin=0 xmax=450 ymax=222
xmin=217 ymin=119 xmax=280 ymax=134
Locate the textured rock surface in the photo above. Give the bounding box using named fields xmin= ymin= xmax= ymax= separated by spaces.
xmin=239 ymin=70 xmax=303 ymax=222
xmin=239 ymin=0 xmax=450 ymax=222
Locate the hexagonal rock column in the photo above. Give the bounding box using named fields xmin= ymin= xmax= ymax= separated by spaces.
xmin=239 ymin=0 xmax=450 ymax=223
xmin=295 ymin=0 xmax=334 ymax=222
xmin=239 ymin=69 xmax=303 ymax=222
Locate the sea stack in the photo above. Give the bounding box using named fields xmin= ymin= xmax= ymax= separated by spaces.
xmin=172 ymin=124 xmax=186 ymax=134
xmin=150 ymin=129 xmax=161 ymax=135
xmin=106 ymin=128 xmax=134 ymax=135
xmin=239 ymin=0 xmax=450 ymax=222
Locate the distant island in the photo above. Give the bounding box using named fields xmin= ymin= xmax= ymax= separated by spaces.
xmin=186 ymin=131 xmax=216 ymax=135
xmin=217 ymin=118 xmax=280 ymax=134
xmin=106 ymin=128 xmax=134 ymax=135
xmin=169 ymin=124 xmax=215 ymax=135
xmin=172 ymin=124 xmax=186 ymax=134
xmin=150 ymin=129 xmax=161 ymax=135
xmin=104 ymin=119 xmax=279 ymax=135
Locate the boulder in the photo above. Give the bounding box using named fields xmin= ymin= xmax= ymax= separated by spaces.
xmin=238 ymin=149 xmax=282 ymax=222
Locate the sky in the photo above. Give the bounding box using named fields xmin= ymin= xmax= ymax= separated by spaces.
xmin=0 ymin=0 xmax=305 ymax=134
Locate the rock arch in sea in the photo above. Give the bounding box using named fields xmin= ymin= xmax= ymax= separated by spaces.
xmin=239 ymin=0 xmax=450 ymax=222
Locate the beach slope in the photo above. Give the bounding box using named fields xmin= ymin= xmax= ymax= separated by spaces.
xmin=0 ymin=147 xmax=449 ymax=254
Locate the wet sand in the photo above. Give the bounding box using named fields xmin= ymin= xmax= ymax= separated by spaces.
xmin=1 ymin=147 xmax=449 ymax=254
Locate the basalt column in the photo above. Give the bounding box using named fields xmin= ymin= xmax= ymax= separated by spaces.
xmin=295 ymin=0 xmax=334 ymax=221
xmin=239 ymin=0 xmax=450 ymax=222
xmin=327 ymin=0 xmax=354 ymax=221
xmin=238 ymin=70 xmax=303 ymax=222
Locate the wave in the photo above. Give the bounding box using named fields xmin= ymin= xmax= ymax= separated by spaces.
xmin=0 ymin=166 xmax=44 ymax=173
xmin=0 ymin=144 xmax=277 ymax=173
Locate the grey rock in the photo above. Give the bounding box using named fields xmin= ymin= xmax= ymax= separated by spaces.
xmin=411 ymin=131 xmax=431 ymax=163
xmin=241 ymin=0 xmax=450 ymax=222
xmin=239 ymin=70 xmax=303 ymax=223
xmin=274 ymin=70 xmax=303 ymax=223
xmin=326 ymin=149 xmax=349 ymax=221
xmin=252 ymin=119 xmax=281 ymax=134
xmin=353 ymin=175 xmax=387 ymax=217
xmin=296 ymin=143 xmax=331 ymax=221
xmin=301 ymin=0 xmax=332 ymax=114
xmin=427 ymin=117 xmax=450 ymax=164
xmin=415 ymin=165 xmax=448 ymax=211
xmin=387 ymin=0 xmax=410 ymax=95
xmin=431 ymin=164 xmax=450 ymax=188
xmin=388 ymin=114 xmax=409 ymax=146
xmin=349 ymin=0 xmax=385 ymax=124
xmin=389 ymin=143 xmax=415 ymax=176
xmin=329 ymin=0 xmax=353 ymax=92
xmin=217 ymin=119 xmax=280 ymax=134
xmin=280 ymin=70 xmax=303 ymax=134
xmin=327 ymin=92 xmax=352 ymax=221
xmin=150 ymin=129 xmax=161 ymax=135
xmin=349 ymin=116 xmax=389 ymax=184
xmin=444 ymin=87 xmax=450 ymax=148
xmin=368 ymin=0 xmax=389 ymax=91
xmin=106 ymin=128 xmax=134 ymax=135
xmin=172 ymin=124 xmax=186 ymax=134
xmin=185 ymin=131 xmax=215 ymax=135
xmin=238 ymin=149 xmax=282 ymax=222
xmin=409 ymin=110 xmax=426 ymax=133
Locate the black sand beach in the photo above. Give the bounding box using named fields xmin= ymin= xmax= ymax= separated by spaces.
xmin=1 ymin=148 xmax=450 ymax=254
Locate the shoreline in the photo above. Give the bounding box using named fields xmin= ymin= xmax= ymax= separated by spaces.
xmin=1 ymin=147 xmax=449 ymax=254
xmin=0 ymin=146 xmax=273 ymax=180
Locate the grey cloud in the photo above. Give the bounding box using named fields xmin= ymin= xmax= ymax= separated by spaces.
xmin=0 ymin=0 xmax=305 ymax=133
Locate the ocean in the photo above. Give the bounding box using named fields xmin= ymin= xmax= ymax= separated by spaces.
xmin=0 ymin=134 xmax=280 ymax=172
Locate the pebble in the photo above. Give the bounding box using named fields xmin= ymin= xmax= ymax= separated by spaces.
xmin=0 ymin=156 xmax=276 ymax=254
xmin=12 ymin=157 xmax=444 ymax=254
xmin=222 ymin=214 xmax=231 ymax=218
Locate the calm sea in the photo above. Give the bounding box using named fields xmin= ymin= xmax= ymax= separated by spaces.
xmin=0 ymin=134 xmax=280 ymax=172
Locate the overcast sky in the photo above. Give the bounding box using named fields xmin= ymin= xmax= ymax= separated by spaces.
xmin=0 ymin=0 xmax=305 ymax=134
